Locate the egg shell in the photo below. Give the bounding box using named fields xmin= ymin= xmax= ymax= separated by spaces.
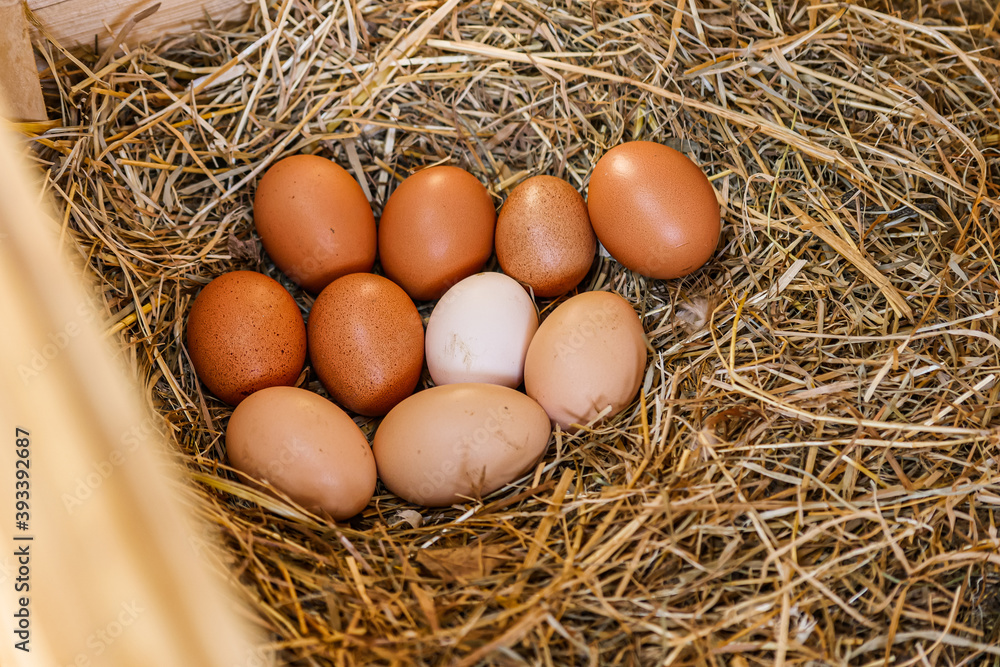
xmin=524 ymin=291 xmax=646 ymax=432
xmin=308 ymin=273 xmax=424 ymax=416
xmin=186 ymin=271 xmax=306 ymax=406
xmin=378 ymin=165 xmax=496 ymax=301
xmin=496 ymin=175 xmax=596 ymax=297
xmin=254 ymin=154 xmax=376 ymax=293
xmin=373 ymin=383 xmax=552 ymax=506
xmin=425 ymin=272 xmax=538 ymax=388
xmin=587 ymin=141 xmax=720 ymax=279
xmin=226 ymin=386 xmax=376 ymax=520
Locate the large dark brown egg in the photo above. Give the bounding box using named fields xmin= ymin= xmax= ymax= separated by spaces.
xmin=186 ymin=271 xmax=306 ymax=405
xmin=307 ymin=273 xmax=424 ymax=416
xmin=378 ymin=166 xmax=496 ymax=301
xmin=587 ymin=141 xmax=720 ymax=279
xmin=254 ymin=154 xmax=376 ymax=294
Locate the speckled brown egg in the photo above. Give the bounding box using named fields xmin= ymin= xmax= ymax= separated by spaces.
xmin=186 ymin=271 xmax=306 ymax=406
xmin=378 ymin=165 xmax=496 ymax=301
xmin=308 ymin=273 xmax=424 ymax=416
xmin=496 ymin=175 xmax=596 ymax=297
xmin=227 ymin=386 xmax=376 ymax=520
xmin=587 ymin=141 xmax=720 ymax=279
xmin=254 ymin=154 xmax=376 ymax=293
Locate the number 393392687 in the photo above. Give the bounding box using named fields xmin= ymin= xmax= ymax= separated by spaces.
xmin=14 ymin=428 xmax=30 ymax=531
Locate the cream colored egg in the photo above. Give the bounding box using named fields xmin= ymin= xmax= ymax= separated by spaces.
xmin=372 ymin=383 xmax=552 ymax=506
xmin=524 ymin=291 xmax=647 ymax=432
xmin=425 ymin=272 xmax=538 ymax=388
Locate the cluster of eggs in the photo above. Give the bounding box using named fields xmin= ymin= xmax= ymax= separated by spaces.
xmin=186 ymin=141 xmax=721 ymax=520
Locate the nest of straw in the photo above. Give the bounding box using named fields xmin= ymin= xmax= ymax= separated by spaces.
xmin=26 ymin=0 xmax=1000 ymax=663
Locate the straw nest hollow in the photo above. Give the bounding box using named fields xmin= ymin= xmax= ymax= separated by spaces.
xmin=22 ymin=0 xmax=1000 ymax=664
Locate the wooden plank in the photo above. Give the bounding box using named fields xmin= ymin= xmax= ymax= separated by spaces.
xmin=27 ymin=0 xmax=249 ymax=51
xmin=0 ymin=113 xmax=261 ymax=666
xmin=0 ymin=0 xmax=47 ymax=121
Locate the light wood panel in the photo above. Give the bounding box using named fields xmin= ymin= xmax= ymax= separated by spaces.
xmin=27 ymin=0 xmax=249 ymax=50
xmin=0 ymin=0 xmax=47 ymax=121
xmin=0 ymin=113 xmax=260 ymax=666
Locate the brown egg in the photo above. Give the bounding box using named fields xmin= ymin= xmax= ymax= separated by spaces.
xmin=373 ymin=383 xmax=552 ymax=507
xmin=496 ymin=175 xmax=596 ymax=297
xmin=587 ymin=141 xmax=720 ymax=279
xmin=524 ymin=291 xmax=646 ymax=432
xmin=378 ymin=165 xmax=496 ymax=301
xmin=186 ymin=271 xmax=306 ymax=406
xmin=254 ymin=154 xmax=376 ymax=294
xmin=227 ymin=386 xmax=376 ymax=520
xmin=308 ymin=273 xmax=424 ymax=416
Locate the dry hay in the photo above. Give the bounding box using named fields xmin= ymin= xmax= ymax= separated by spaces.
xmin=22 ymin=0 xmax=1000 ymax=664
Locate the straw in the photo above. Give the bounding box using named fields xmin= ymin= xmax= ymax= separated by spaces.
xmin=26 ymin=0 xmax=1000 ymax=663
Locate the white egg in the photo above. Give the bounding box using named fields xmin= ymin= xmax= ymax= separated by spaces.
xmin=425 ymin=272 xmax=538 ymax=388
